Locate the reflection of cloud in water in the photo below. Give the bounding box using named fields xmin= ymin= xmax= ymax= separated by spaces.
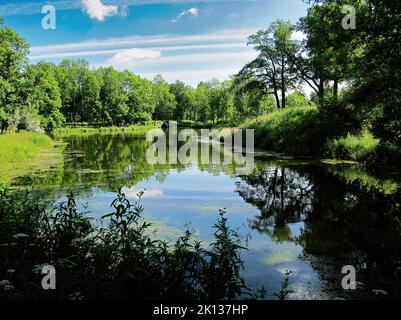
xmin=123 ymin=187 xmax=163 ymax=199
xmin=145 ymin=219 xmax=183 ymax=242
xmin=263 ymin=251 xmax=296 ymax=265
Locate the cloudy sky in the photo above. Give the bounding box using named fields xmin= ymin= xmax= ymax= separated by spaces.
xmin=1 ymin=0 xmax=308 ymax=86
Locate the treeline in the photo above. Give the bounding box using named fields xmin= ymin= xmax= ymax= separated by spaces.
xmin=0 ymin=18 xmax=311 ymax=133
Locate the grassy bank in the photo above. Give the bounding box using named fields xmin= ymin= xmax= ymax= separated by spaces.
xmin=241 ymin=106 xmax=321 ymax=156
xmin=324 ymin=131 xmax=379 ymax=162
xmin=52 ymin=124 xmax=160 ymax=138
xmin=240 ymin=107 xmax=401 ymax=167
xmin=0 ymin=132 xmax=63 ymax=181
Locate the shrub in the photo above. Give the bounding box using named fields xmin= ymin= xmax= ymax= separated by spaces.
xmin=366 ymin=142 xmax=401 ymax=167
xmin=324 ymin=131 xmax=379 ymax=162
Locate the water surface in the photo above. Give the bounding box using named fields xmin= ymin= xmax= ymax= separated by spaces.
xmin=13 ymin=133 xmax=401 ymax=299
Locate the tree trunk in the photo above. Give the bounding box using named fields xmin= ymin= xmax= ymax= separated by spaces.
xmin=333 ymin=79 xmax=339 ymax=101
xmin=273 ymin=90 xmax=281 ymax=109
xmin=318 ymin=78 xmax=325 ymax=103
xmin=281 ymin=58 xmax=286 ymax=109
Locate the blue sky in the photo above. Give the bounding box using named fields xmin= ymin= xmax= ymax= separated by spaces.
xmin=1 ymin=0 xmax=308 ymax=85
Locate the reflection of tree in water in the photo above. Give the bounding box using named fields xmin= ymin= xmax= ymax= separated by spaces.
xmin=235 ymin=165 xmax=314 ymax=242
xmin=237 ymin=162 xmax=401 ymax=298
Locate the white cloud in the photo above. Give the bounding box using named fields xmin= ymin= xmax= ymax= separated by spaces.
xmin=82 ymin=0 xmax=118 ymax=21
xmin=172 ymin=7 xmax=199 ymax=23
xmin=0 ymin=1 xmax=257 ymax=17
xmin=106 ymin=51 xmax=257 ymax=68
xmin=107 ymin=48 xmax=161 ymax=64
xmin=123 ymin=187 xmax=163 ymax=199
xmin=30 ymin=43 xmax=247 ymax=60
xmin=30 ymin=28 xmax=255 ymax=54
xmin=29 ymin=29 xmax=258 ymax=86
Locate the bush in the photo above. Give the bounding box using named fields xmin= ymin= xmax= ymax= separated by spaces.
xmin=241 ymin=106 xmax=321 ymax=155
xmin=324 ymin=131 xmax=379 ymax=162
xmin=366 ymin=142 xmax=401 ymax=167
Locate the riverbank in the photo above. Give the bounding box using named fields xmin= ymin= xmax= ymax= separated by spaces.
xmin=0 ymin=132 xmax=64 ymax=182
xmin=52 ymin=123 xmax=161 ymax=138
xmin=239 ymin=107 xmax=401 ymax=168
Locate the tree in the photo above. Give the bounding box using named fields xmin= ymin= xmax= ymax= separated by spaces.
xmin=286 ymin=91 xmax=312 ymax=108
xmin=97 ymin=67 xmax=129 ymax=126
xmin=170 ymin=81 xmax=189 ymax=121
xmin=0 ymin=25 xmax=29 ymax=132
xmin=194 ymin=83 xmax=211 ymax=122
xmin=238 ymin=20 xmax=299 ymax=109
xmin=23 ymin=62 xmax=65 ymax=131
xmin=120 ymin=72 xmax=156 ymax=124
xmin=55 ymin=59 xmax=100 ymax=123
xmin=152 ymin=75 xmax=176 ymax=121
xmin=298 ymin=0 xmax=361 ymax=102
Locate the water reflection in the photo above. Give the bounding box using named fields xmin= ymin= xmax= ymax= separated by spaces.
xmin=236 ymin=162 xmax=401 ymax=298
xmin=10 ymin=133 xmax=401 ymax=299
xmin=236 ymin=166 xmax=314 ymax=243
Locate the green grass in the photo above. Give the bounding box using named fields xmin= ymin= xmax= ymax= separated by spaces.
xmin=324 ymin=130 xmax=379 ymax=162
xmin=52 ymin=124 xmax=160 ymax=138
xmin=241 ymin=106 xmax=321 ymax=155
xmin=0 ymin=132 xmax=61 ymax=181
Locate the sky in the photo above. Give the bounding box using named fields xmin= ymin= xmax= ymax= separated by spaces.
xmin=1 ymin=0 xmax=308 ymax=86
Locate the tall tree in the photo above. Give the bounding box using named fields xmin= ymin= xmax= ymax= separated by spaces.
xmin=238 ymin=20 xmax=299 ymax=109
xmin=23 ymin=62 xmax=65 ymax=131
xmin=152 ymin=75 xmax=176 ymax=121
xmin=298 ymin=0 xmax=360 ymax=101
xmin=0 ymin=25 xmax=29 ymax=132
xmin=97 ymin=67 xmax=129 ymax=126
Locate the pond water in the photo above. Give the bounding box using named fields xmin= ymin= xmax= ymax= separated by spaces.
xmin=12 ymin=133 xmax=401 ymax=300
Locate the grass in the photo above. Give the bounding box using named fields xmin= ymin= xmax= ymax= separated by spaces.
xmin=241 ymin=106 xmax=321 ymax=155
xmin=324 ymin=130 xmax=380 ymax=162
xmin=0 ymin=132 xmax=63 ymax=181
xmin=52 ymin=123 xmax=161 ymax=138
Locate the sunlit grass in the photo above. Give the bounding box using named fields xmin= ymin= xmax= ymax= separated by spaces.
xmin=241 ymin=106 xmax=320 ymax=155
xmin=324 ymin=130 xmax=379 ymax=162
xmin=0 ymin=132 xmax=62 ymax=181
xmin=52 ymin=124 xmax=161 ymax=138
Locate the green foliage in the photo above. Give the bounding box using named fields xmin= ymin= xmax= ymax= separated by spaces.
xmin=242 ymin=106 xmax=321 ymax=155
xmin=238 ymin=20 xmax=299 ymax=109
xmin=0 ymin=189 xmax=260 ymax=300
xmin=273 ymin=270 xmax=293 ymax=300
xmin=152 ymin=75 xmax=176 ymax=121
xmin=24 ymin=62 xmax=65 ymax=131
xmin=286 ymin=91 xmax=312 ymax=108
xmin=324 ymin=131 xmax=379 ymax=162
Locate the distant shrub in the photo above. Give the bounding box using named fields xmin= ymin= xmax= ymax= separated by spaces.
xmin=324 ymin=131 xmax=379 ymax=162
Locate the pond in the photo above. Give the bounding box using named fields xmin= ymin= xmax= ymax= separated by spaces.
xmin=11 ymin=133 xmax=401 ymax=300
